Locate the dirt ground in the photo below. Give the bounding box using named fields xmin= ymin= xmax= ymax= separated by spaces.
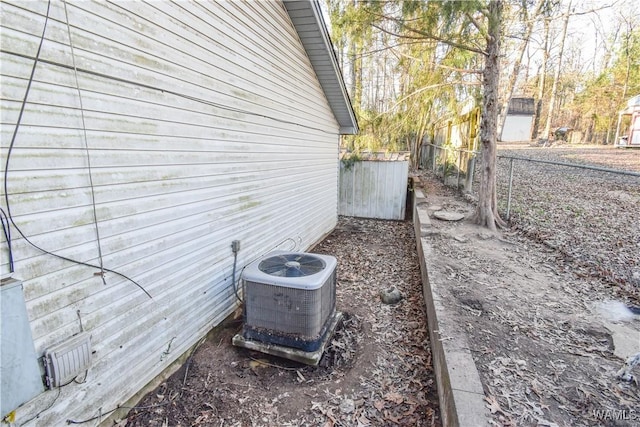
xmin=418 ymin=143 xmax=639 ymax=426
xmin=123 ymin=219 xmax=441 ymax=426
xmin=121 ymin=143 xmax=639 ymax=427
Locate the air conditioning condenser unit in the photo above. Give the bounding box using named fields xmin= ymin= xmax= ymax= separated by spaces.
xmin=232 ymin=251 xmax=342 ymax=365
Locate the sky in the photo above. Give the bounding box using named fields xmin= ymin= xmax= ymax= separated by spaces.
xmin=564 ymin=0 xmax=640 ymax=75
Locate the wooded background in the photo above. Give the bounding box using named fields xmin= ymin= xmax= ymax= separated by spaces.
xmin=326 ymin=0 xmax=640 ymax=153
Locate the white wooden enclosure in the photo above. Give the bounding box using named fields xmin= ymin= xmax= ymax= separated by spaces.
xmin=500 ymin=97 xmax=535 ymax=142
xmin=339 ymin=153 xmax=409 ymax=220
xmin=0 ymin=0 xmax=356 ymax=424
xmin=501 ymin=115 xmax=534 ymax=142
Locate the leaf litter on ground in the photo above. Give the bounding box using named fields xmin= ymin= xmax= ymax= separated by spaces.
xmin=417 ymin=143 xmax=639 ymax=427
xmin=124 ymin=217 xmax=441 ymax=427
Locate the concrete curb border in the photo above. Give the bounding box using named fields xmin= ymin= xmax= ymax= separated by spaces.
xmin=413 ymin=187 xmax=489 ymax=427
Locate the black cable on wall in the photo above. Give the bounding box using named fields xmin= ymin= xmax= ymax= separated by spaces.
xmin=3 ymin=0 xmax=151 ymax=299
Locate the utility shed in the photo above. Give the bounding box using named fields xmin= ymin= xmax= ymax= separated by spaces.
xmin=500 ymin=97 xmax=535 ymax=142
xmin=0 ymin=0 xmax=356 ymax=424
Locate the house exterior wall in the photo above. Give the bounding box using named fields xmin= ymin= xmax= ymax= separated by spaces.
xmin=0 ymin=0 xmax=341 ymax=424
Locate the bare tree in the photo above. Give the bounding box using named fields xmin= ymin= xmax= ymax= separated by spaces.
xmin=329 ymin=0 xmax=510 ymax=229
xmin=542 ymin=0 xmax=572 ymax=140
xmin=474 ymin=0 xmax=507 ymax=230
xmin=620 ymin=15 xmax=636 ymax=99
xmin=531 ymin=10 xmax=551 ymax=140
xmin=497 ymin=0 xmax=546 ymax=139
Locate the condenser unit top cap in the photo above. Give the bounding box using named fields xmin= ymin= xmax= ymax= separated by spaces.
xmin=242 ymin=251 xmax=337 ymax=289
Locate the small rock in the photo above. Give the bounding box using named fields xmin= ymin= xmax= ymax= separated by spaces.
xmin=463 ymin=193 xmax=478 ymax=203
xmin=596 ymin=300 xmax=639 ymax=322
xmin=433 ymin=210 xmax=465 ymax=221
xmin=339 ymin=398 xmax=355 ymax=414
xmin=380 ymin=287 xmax=403 ymax=304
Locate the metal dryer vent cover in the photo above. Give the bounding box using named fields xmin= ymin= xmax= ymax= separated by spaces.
xmin=44 ymin=332 xmax=92 ymax=388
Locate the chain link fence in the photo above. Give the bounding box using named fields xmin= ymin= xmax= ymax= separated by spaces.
xmin=497 ymin=154 xmax=640 ymax=220
xmin=419 ymin=143 xmax=479 ymax=192
xmin=419 ymin=143 xmax=640 ymax=288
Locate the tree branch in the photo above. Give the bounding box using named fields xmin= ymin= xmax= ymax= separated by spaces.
xmin=378 ymin=80 xmax=481 ymax=118
xmin=465 ymin=11 xmax=489 ymax=42
xmin=570 ymin=3 xmax=615 ymax=17
xmin=393 ymin=46 xmax=483 ymax=74
xmin=371 ymin=22 xmax=487 ymax=56
xmin=353 ymin=40 xmax=432 ymax=59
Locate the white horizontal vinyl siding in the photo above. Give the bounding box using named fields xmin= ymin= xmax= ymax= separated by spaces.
xmin=1 ymin=0 xmax=339 ymax=424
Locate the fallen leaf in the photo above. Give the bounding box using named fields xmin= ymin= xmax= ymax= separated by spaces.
xmin=248 ymin=359 xmax=270 ymax=370
xmin=403 ymin=405 xmax=416 ymax=416
xmin=384 ymin=391 xmax=404 ymax=404
xmin=357 ymin=414 xmax=371 ymax=426
xmin=383 ymin=410 xmax=403 ymax=424
xmin=485 ymin=395 xmax=503 ymax=415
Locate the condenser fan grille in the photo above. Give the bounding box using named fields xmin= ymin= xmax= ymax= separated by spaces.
xmin=258 ymin=254 xmax=326 ymax=277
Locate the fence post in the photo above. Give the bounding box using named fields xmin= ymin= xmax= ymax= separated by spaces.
xmin=506 ymin=157 xmax=515 ymax=220
xmin=432 ymin=145 xmax=436 ymax=172
xmin=465 ymin=154 xmax=476 ymax=192
xmin=443 ymin=147 xmax=448 ymax=180
xmin=456 ymin=151 xmax=462 ymax=189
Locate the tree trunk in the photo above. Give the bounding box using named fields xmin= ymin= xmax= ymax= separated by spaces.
xmin=532 ymin=15 xmax=550 ymax=139
xmin=621 ymin=18 xmax=633 ymax=100
xmin=585 ymin=116 xmax=594 ymax=143
xmin=474 ymin=0 xmax=506 ymax=231
xmin=497 ymin=0 xmax=545 ymax=139
xmin=348 ymin=1 xmax=362 ymax=111
xmin=542 ymin=0 xmax=571 ymax=140
xmin=412 ymin=114 xmax=428 ymax=169
xmin=349 ymin=38 xmax=357 ymax=104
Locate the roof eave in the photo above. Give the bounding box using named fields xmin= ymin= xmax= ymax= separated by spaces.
xmin=284 ymin=0 xmax=359 ymax=135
